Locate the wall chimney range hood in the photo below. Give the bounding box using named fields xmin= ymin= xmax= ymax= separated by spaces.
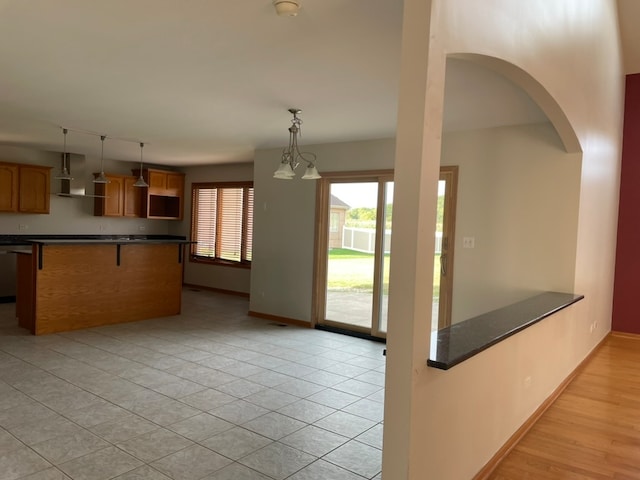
xmin=56 ymin=152 xmax=105 ymax=198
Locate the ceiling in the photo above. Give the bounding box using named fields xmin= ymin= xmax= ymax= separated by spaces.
xmin=0 ymin=1 xmax=635 ymax=167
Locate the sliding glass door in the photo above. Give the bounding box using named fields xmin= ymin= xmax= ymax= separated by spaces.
xmin=314 ymin=172 xmax=393 ymax=338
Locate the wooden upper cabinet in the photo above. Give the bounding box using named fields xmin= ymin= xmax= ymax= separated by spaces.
xmin=94 ymin=173 xmax=142 ymax=218
xmin=0 ymin=162 xmax=51 ymax=214
xmin=123 ymin=176 xmax=142 ymax=217
xmin=94 ymin=174 xmax=124 ymax=217
xmin=132 ymin=168 xmax=185 ymax=220
xmin=0 ymin=163 xmax=19 ymax=212
xmin=166 ymin=173 xmax=184 ymax=197
xmin=148 ymin=170 xmax=168 ymax=194
xmin=18 ymin=164 xmax=51 ymax=214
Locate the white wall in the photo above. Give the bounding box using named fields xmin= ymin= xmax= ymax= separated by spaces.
xmin=250 ymin=138 xmax=395 ymax=321
xmin=172 ymin=162 xmax=254 ymax=294
xmin=383 ymin=1 xmax=623 ymax=479
xmin=0 ymin=145 xmax=171 ymax=236
xmin=250 ymin=122 xmax=582 ymax=327
xmin=442 ymin=122 xmax=581 ymax=324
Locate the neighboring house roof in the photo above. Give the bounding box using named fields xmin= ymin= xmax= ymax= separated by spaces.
xmin=330 ymin=194 xmax=350 ymax=209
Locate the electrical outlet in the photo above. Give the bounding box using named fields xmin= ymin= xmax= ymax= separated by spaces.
xmin=18 ymin=224 xmax=28 ymax=230
xmin=139 ymin=225 xmax=146 ymax=231
xmin=98 ymin=224 xmax=106 ymax=232
xmin=524 ymin=376 xmax=532 ymax=389
xmin=463 ymin=237 xmax=475 ymax=249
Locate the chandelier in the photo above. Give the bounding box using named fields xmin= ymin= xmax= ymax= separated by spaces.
xmin=273 ymin=108 xmax=320 ymax=180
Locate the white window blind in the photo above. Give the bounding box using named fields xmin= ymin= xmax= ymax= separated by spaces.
xmin=243 ymin=188 xmax=254 ymax=262
xmin=191 ymin=183 xmax=253 ymax=264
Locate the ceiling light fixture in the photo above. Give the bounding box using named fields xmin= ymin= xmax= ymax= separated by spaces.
xmin=273 ymin=108 xmax=320 ymax=180
xmin=93 ymin=135 xmax=110 ymax=184
xmin=273 ymin=0 xmax=300 ymax=17
xmin=133 ymin=142 xmax=149 ymax=187
xmin=54 ymin=128 xmax=73 ymax=180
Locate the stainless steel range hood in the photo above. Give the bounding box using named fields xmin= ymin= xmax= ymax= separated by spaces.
xmin=56 ymin=152 xmax=105 ymax=198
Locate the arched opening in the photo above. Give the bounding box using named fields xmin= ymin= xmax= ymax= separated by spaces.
xmin=449 ymin=53 xmax=582 ymax=154
xmin=433 ymin=54 xmax=583 ymax=328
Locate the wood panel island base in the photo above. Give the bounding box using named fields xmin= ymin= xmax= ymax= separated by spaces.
xmin=16 ymin=239 xmax=189 ymax=335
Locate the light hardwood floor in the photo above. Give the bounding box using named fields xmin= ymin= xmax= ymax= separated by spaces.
xmin=490 ymin=333 xmax=640 ymax=480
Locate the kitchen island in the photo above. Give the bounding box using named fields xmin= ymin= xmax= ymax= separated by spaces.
xmin=15 ymin=237 xmax=191 ymax=335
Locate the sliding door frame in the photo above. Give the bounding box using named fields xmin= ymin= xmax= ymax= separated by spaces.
xmin=312 ymin=170 xmax=394 ymax=338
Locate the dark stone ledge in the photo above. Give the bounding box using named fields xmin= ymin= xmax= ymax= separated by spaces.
xmin=427 ymin=291 xmax=584 ymax=370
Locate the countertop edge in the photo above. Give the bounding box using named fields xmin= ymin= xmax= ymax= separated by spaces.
xmin=0 ymin=234 xmax=189 ymax=246
xmin=427 ymin=292 xmax=584 ymax=370
xmin=27 ymin=239 xmax=195 ymax=245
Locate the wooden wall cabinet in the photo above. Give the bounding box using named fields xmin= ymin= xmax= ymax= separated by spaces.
xmin=0 ymin=163 xmax=19 ymax=212
xmin=132 ymin=168 xmax=185 ymax=220
xmin=0 ymin=161 xmax=51 ymax=214
xmin=123 ymin=176 xmax=142 ymax=217
xmin=94 ymin=173 xmax=142 ymax=217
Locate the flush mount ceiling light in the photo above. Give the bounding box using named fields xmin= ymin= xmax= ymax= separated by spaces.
xmin=273 ymin=0 xmax=300 ymax=16
xmin=273 ymin=108 xmax=320 ymax=180
xmin=133 ymin=142 xmax=149 ymax=188
xmin=54 ymin=128 xmax=73 ymax=180
xmin=93 ymin=135 xmax=110 ymax=184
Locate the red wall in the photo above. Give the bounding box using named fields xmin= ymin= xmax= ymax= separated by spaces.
xmin=612 ymin=74 xmax=640 ymax=333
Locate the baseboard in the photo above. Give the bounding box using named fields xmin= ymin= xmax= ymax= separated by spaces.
xmin=183 ymin=283 xmax=249 ymax=298
xmin=473 ymin=333 xmax=609 ymax=480
xmin=610 ymin=330 xmax=640 ymax=339
xmin=248 ymin=310 xmax=311 ymax=328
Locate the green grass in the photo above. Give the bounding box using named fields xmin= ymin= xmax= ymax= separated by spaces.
xmin=328 ymin=248 xmax=379 ymax=258
xmin=327 ymin=248 xmax=440 ymax=298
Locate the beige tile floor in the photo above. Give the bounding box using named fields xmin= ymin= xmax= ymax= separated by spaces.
xmin=0 ymin=289 xmax=385 ymax=480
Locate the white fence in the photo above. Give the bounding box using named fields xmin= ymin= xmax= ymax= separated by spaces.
xmin=342 ymin=227 xmax=443 ymax=254
xmin=342 ymin=227 xmax=391 ymax=254
xmin=435 ymin=231 xmax=442 ymax=254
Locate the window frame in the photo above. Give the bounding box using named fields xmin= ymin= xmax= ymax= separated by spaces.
xmin=190 ymin=181 xmax=254 ymax=268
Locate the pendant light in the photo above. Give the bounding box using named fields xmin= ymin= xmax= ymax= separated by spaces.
xmin=133 ymin=142 xmax=149 ymax=187
xmin=93 ymin=135 xmax=110 ymax=184
xmin=273 ymin=108 xmax=320 ymax=180
xmin=54 ymin=128 xmax=73 ymax=180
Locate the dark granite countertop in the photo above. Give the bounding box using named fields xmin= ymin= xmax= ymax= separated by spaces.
xmin=428 ymin=291 xmax=584 ymax=370
xmin=28 ymin=238 xmax=193 ymax=245
xmin=0 ymin=234 xmax=190 ymax=246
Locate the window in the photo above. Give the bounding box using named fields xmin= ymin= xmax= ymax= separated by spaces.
xmin=190 ymin=182 xmax=254 ymax=266
xmin=330 ymin=212 xmax=340 ymax=233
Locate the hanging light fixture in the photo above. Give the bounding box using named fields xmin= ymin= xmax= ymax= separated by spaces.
xmin=273 ymin=0 xmax=300 ymax=16
xmin=93 ymin=135 xmax=110 ymax=184
xmin=273 ymin=108 xmax=320 ymax=180
xmin=54 ymin=128 xmax=73 ymax=180
xmin=133 ymin=142 xmax=149 ymax=187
